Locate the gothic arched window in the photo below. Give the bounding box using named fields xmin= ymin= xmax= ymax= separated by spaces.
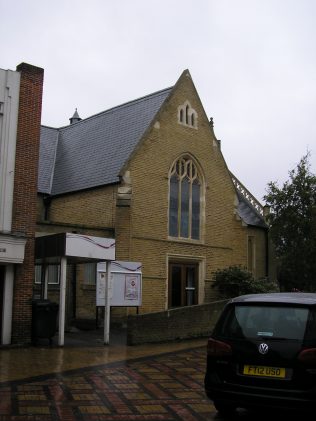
xmin=168 ymin=156 xmax=201 ymax=240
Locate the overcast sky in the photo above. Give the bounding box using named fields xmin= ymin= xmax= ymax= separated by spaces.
xmin=2 ymin=0 xmax=316 ymax=202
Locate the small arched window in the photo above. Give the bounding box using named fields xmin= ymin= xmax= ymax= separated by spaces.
xmin=185 ymin=105 xmax=190 ymax=125
xmin=179 ymin=109 xmax=184 ymax=123
xmin=168 ymin=156 xmax=201 ymax=240
xmin=178 ymin=101 xmax=198 ymax=129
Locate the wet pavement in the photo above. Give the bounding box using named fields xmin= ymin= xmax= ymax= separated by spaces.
xmin=0 ymin=329 xmax=214 ymax=420
xmin=0 ymin=330 xmax=312 ymax=420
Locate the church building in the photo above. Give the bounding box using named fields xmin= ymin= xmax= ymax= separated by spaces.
xmin=36 ymin=70 xmax=270 ymax=328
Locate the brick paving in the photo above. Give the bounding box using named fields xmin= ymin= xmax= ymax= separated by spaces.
xmin=0 ymin=347 xmax=218 ymax=420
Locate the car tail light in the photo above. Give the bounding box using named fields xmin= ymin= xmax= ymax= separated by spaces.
xmin=298 ymin=348 xmax=316 ymax=366
xmin=207 ymin=338 xmax=232 ymax=357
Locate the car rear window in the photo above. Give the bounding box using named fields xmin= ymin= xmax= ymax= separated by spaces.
xmin=217 ymin=304 xmax=310 ymax=341
xmin=305 ymin=308 xmax=316 ymax=341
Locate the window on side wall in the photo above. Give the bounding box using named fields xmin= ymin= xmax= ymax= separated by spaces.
xmin=168 ymin=155 xmax=202 ymax=240
xmin=83 ymin=263 xmax=97 ymax=285
xmin=34 ymin=264 xmax=60 ymax=285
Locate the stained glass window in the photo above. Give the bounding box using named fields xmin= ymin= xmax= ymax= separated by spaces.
xmin=168 ymin=156 xmax=201 ymax=240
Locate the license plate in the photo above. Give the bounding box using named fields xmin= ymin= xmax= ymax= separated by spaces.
xmin=243 ymin=365 xmax=286 ymax=378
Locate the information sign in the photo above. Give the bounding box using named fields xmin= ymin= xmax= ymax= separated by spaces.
xmin=96 ymin=261 xmax=142 ymax=307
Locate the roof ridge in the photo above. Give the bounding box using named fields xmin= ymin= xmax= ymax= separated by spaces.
xmin=56 ymin=86 xmax=173 ymax=131
xmin=41 ymin=124 xmax=59 ymax=130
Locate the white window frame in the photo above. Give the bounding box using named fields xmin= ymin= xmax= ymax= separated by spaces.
xmin=34 ymin=264 xmax=60 ymax=285
xmin=83 ymin=262 xmax=97 ymax=285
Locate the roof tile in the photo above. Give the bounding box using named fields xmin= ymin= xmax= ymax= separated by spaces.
xmin=39 ymin=87 xmax=172 ymax=196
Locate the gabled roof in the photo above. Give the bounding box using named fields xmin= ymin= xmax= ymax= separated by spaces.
xmin=38 ymin=87 xmax=172 ymax=195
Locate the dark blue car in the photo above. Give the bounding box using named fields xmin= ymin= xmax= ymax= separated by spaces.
xmin=204 ymin=293 xmax=316 ymax=415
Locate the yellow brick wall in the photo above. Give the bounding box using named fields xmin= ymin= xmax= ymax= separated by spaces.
xmin=115 ymin=71 xmax=267 ymax=312
xmin=247 ymin=226 xmax=268 ymax=279
xmin=75 ymin=264 xmax=97 ymax=320
xmin=40 ymin=185 xmax=116 ymax=229
xmin=115 ymin=205 xmax=132 ymax=259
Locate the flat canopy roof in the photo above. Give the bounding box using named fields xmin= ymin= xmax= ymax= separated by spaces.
xmin=35 ymin=233 xmax=115 ymax=264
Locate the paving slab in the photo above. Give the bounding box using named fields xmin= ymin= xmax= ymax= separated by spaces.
xmin=0 ymin=329 xmax=207 ymax=383
xmin=0 ymin=333 xmax=307 ymax=420
xmin=0 ymin=336 xmax=217 ymax=420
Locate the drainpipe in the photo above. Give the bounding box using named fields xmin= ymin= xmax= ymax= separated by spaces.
xmin=72 ymin=264 xmax=77 ymax=319
xmin=263 ymin=205 xmax=271 ymax=278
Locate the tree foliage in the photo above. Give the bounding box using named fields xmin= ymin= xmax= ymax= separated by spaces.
xmin=212 ymin=265 xmax=279 ymax=299
xmin=264 ymin=154 xmax=316 ymax=291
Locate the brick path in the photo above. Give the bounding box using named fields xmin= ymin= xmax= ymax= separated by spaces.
xmin=0 ymin=347 xmax=217 ymax=420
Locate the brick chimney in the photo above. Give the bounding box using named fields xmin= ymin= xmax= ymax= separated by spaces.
xmin=11 ymin=63 xmax=44 ymax=344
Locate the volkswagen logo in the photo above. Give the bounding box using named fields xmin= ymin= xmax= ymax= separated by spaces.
xmin=258 ymin=343 xmax=269 ymax=355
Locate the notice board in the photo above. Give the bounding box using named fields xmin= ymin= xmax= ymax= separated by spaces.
xmin=96 ymin=261 xmax=142 ymax=307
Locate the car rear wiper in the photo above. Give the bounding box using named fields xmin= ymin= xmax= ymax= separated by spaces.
xmin=257 ymin=335 xmax=291 ymax=340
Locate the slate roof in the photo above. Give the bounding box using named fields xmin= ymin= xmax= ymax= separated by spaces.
xmin=236 ymin=191 xmax=267 ymax=229
xmin=38 ymin=126 xmax=59 ymax=194
xmin=38 ymin=87 xmax=173 ymax=195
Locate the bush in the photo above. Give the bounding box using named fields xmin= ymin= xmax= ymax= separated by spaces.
xmin=212 ymin=265 xmax=279 ymax=299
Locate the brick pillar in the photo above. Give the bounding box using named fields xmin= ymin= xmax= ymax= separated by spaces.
xmin=11 ymin=63 xmax=44 ymax=344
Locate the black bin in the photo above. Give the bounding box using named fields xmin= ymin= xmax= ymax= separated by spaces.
xmin=32 ymin=299 xmax=59 ymax=345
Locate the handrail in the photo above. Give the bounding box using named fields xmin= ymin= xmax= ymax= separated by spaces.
xmin=230 ymin=172 xmax=264 ymax=216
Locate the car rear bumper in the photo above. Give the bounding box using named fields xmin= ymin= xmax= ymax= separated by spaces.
xmin=204 ymin=381 xmax=316 ymax=411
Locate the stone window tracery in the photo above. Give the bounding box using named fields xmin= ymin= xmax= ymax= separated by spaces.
xmin=168 ymin=155 xmax=201 ymax=240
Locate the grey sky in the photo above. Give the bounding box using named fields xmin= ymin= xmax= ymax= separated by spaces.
xmin=2 ymin=0 xmax=315 ymax=202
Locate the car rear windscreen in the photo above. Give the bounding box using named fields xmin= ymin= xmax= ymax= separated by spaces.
xmin=218 ymin=305 xmax=310 ymax=341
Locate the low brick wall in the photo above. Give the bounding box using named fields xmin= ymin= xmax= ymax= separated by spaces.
xmin=127 ymin=300 xmax=228 ymax=345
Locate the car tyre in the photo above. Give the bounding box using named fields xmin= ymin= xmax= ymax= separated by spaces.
xmin=213 ymin=400 xmax=236 ymax=416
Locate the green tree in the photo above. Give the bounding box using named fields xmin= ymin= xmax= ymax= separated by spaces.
xmin=264 ymin=154 xmax=316 ymax=291
xmin=212 ymin=265 xmax=279 ymax=299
